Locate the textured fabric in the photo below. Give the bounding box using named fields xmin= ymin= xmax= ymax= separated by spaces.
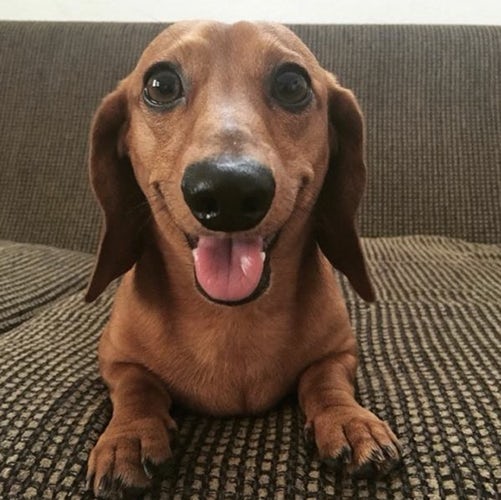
xmin=1 ymin=23 xmax=500 ymax=253
xmin=0 ymin=241 xmax=93 ymax=333
xmin=0 ymin=236 xmax=499 ymax=498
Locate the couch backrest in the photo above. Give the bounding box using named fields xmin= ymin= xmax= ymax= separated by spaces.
xmin=1 ymin=22 xmax=500 ymax=252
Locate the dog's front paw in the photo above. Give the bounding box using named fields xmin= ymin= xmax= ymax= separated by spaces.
xmin=306 ymin=406 xmax=402 ymax=478
xmin=86 ymin=415 xmax=177 ymax=498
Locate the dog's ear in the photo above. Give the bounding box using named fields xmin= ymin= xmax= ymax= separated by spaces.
xmin=314 ymin=74 xmax=375 ymax=302
xmin=85 ymin=86 xmax=148 ymax=302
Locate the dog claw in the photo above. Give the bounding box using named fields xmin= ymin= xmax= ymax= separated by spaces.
xmin=323 ymin=446 xmax=352 ymax=470
xmin=303 ymin=425 xmax=315 ymax=447
xmin=352 ymin=460 xmax=378 ymax=478
xmin=97 ymin=475 xmax=113 ymax=497
xmin=352 ymin=448 xmax=402 ymax=478
xmin=85 ymin=473 xmax=95 ymax=492
xmin=383 ymin=442 xmax=402 ymax=460
xmin=381 ymin=453 xmax=403 ymax=475
xmin=142 ymin=457 xmax=175 ymax=480
xmin=142 ymin=458 xmax=155 ymax=479
xmin=370 ymin=447 xmax=386 ymax=463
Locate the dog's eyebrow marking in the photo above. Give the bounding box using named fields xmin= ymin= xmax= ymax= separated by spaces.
xmin=263 ymin=38 xmax=307 ymax=63
xmin=147 ymin=27 xmax=215 ymax=65
xmin=170 ymin=34 xmax=212 ymax=56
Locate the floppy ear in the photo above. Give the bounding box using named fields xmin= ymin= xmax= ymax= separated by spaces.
xmin=315 ymin=75 xmax=375 ymax=302
xmin=85 ymin=87 xmax=148 ymax=302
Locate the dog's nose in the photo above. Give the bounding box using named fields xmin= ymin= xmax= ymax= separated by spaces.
xmin=181 ymin=158 xmax=275 ymax=232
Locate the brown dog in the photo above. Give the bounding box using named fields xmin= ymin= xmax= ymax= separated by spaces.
xmin=85 ymin=21 xmax=401 ymax=497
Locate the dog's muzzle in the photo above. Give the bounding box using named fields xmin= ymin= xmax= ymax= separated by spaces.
xmin=181 ymin=157 xmax=275 ymax=304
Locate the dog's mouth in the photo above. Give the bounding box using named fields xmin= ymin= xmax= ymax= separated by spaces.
xmin=186 ymin=233 xmax=276 ymax=306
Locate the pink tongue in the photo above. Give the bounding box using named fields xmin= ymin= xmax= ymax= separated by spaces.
xmin=193 ymin=236 xmax=265 ymax=302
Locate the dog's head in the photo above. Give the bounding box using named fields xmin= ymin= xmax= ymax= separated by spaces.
xmin=85 ymin=21 xmax=374 ymax=304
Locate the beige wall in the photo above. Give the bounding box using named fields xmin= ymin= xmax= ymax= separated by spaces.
xmin=1 ymin=0 xmax=501 ymax=24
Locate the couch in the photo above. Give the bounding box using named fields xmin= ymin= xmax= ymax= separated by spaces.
xmin=0 ymin=22 xmax=499 ymax=499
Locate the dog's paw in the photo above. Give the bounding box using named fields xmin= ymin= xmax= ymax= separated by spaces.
xmin=306 ymin=406 xmax=402 ymax=478
xmin=86 ymin=415 xmax=177 ymax=498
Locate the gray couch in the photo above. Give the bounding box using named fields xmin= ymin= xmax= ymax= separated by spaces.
xmin=0 ymin=22 xmax=500 ymax=499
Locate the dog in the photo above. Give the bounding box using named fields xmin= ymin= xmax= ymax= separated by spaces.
xmin=84 ymin=20 xmax=401 ymax=497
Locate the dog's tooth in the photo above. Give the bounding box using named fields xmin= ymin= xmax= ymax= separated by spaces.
xmin=260 ymin=251 xmax=265 ymax=262
xmin=193 ymin=248 xmax=199 ymax=263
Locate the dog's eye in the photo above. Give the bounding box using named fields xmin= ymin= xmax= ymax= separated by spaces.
xmin=271 ymin=64 xmax=312 ymax=110
xmin=143 ymin=66 xmax=184 ymax=108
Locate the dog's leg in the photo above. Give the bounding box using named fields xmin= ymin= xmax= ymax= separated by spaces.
xmin=87 ymin=362 xmax=177 ymax=497
xmin=299 ymin=349 xmax=402 ymax=477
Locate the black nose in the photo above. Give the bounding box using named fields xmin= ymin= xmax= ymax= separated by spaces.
xmin=181 ymin=158 xmax=275 ymax=232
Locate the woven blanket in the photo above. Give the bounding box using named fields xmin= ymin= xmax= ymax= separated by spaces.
xmin=0 ymin=236 xmax=499 ymax=499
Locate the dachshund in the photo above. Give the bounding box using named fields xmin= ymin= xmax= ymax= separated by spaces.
xmin=85 ymin=20 xmax=401 ymax=497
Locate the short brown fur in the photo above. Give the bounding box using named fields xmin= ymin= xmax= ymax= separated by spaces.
xmin=85 ymin=21 xmax=400 ymax=497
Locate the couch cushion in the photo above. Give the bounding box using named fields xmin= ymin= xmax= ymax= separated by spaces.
xmin=0 ymin=241 xmax=93 ymax=333
xmin=0 ymin=236 xmax=499 ymax=498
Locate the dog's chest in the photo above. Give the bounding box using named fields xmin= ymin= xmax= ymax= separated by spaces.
xmin=157 ymin=319 xmax=300 ymax=415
